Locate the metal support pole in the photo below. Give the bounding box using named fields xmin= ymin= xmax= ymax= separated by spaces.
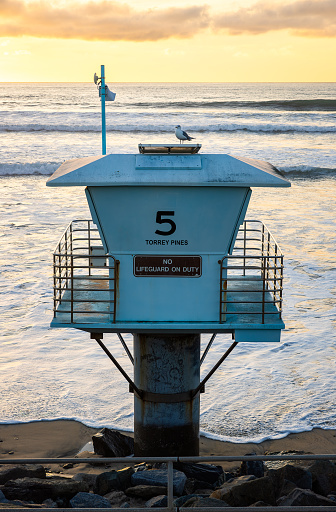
xmin=100 ymin=64 xmax=106 ymax=155
xmin=92 ymin=335 xmax=142 ymax=398
xmin=117 ymin=333 xmax=134 ymax=365
xmin=192 ymin=341 xmax=238 ymax=398
xmin=133 ymin=333 xmax=200 ymax=457
xmin=200 ymin=333 xmax=216 ymax=365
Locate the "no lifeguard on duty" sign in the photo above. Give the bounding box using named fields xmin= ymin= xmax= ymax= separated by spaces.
xmin=134 ymin=255 xmax=202 ymax=277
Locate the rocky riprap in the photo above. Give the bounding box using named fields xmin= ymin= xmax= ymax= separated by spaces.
xmin=0 ymin=432 xmax=335 ymax=509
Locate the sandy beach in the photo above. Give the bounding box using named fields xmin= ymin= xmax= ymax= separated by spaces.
xmin=0 ymin=420 xmax=335 ymax=466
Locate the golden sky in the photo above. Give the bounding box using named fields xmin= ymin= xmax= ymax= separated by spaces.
xmin=0 ymin=0 xmax=335 ymax=81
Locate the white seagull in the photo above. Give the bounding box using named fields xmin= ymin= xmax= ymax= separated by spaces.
xmin=175 ymin=125 xmax=195 ymax=144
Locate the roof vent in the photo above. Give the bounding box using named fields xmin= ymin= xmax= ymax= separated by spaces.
xmin=138 ymin=143 xmax=202 ymax=154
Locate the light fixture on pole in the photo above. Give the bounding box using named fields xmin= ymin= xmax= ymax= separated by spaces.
xmin=94 ymin=65 xmax=116 ymax=156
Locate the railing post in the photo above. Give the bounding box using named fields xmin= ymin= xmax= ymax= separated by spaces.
xmin=264 ymin=231 xmax=270 ymax=300
xmin=219 ymin=258 xmax=227 ymax=323
xmin=70 ymin=253 xmax=74 ymax=324
xmin=279 ymin=254 xmax=284 ymax=319
xmin=223 ymin=278 xmax=227 ymax=323
xmin=69 ymin=221 xmax=73 ymax=253
xmin=261 ymin=255 xmax=266 ymax=324
xmin=111 ymin=257 xmax=118 ymax=323
xmin=53 ymin=253 xmax=57 ymax=318
xmin=274 ymin=243 xmax=278 ymax=291
xmin=243 ymin=220 xmax=247 ymax=276
xmin=88 ymin=220 xmax=92 ymax=277
xmin=58 ymin=240 xmax=62 ymax=304
xmin=274 ymin=244 xmax=279 ymax=316
xmin=65 ymin=228 xmax=69 ymax=288
xmin=167 ymin=460 xmax=174 ymax=511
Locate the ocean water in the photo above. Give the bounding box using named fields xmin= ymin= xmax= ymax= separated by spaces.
xmin=0 ymin=82 xmax=335 ymax=443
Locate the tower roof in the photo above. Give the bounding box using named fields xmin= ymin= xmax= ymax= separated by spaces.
xmin=47 ymin=153 xmax=290 ymax=188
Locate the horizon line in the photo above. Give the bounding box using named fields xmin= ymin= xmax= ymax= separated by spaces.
xmin=1 ymin=80 xmax=335 ymax=84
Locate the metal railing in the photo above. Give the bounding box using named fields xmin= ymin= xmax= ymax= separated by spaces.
xmin=220 ymin=220 xmax=284 ymax=324
xmin=53 ymin=220 xmax=117 ymax=324
xmin=0 ymin=453 xmax=335 ymax=512
xmin=53 ymin=219 xmax=283 ymax=327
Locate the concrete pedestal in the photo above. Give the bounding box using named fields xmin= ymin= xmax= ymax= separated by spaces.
xmin=133 ymin=333 xmax=200 ymax=456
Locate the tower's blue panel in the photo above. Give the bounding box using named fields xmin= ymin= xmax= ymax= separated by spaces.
xmin=86 ymin=186 xmax=250 ymax=322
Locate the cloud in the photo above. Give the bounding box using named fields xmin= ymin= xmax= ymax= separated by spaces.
xmin=0 ymin=0 xmax=210 ymax=41
xmin=214 ymin=0 xmax=336 ymax=37
xmin=13 ymin=49 xmax=31 ymax=55
xmin=164 ymin=48 xmax=186 ymax=56
xmin=0 ymin=0 xmax=335 ymax=42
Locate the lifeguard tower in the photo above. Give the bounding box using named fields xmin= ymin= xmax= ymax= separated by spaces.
xmin=47 ymin=142 xmax=290 ymax=456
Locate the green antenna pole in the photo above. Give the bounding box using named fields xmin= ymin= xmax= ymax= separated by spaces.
xmin=101 ymin=64 xmax=106 ymax=155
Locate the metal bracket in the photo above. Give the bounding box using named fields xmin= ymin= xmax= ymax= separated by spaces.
xmin=129 ymin=386 xmax=205 ymax=403
xmin=91 ymin=333 xmax=214 ymax=404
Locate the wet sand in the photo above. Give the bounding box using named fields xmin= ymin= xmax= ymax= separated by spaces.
xmin=0 ymin=420 xmax=335 ymax=463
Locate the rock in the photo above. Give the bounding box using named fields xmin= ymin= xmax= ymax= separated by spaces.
xmin=145 ymin=495 xmax=167 ymax=508
xmin=94 ymin=467 xmax=134 ymax=495
xmin=211 ymin=475 xmax=256 ymax=499
xmin=62 ymin=463 xmax=74 ymax=470
xmin=240 ymin=454 xmax=264 ymax=478
xmin=183 ymin=479 xmax=196 ymax=495
xmin=42 ymin=498 xmax=58 ymax=508
xmin=267 ymin=463 xmax=312 ymax=496
xmin=0 ymin=465 xmax=46 ymax=485
xmin=277 ymin=488 xmax=336 ymax=506
xmin=174 ymin=462 xmax=223 ymax=485
xmin=70 ymin=491 xmax=112 ymax=508
xmin=0 ymin=477 xmax=88 ymax=503
xmin=264 ymin=450 xmax=306 ymax=471
xmin=249 ymin=501 xmax=273 ymax=507
xmin=125 ymin=485 xmax=167 ymax=499
xmin=211 ymin=475 xmax=276 ymax=507
xmin=183 ymin=478 xmax=216 ymax=494
xmin=222 ymin=473 xmax=235 ymax=483
xmin=193 ymin=487 xmax=215 ymax=495
xmin=104 ymin=490 xmax=129 ymax=508
xmin=0 ymin=502 xmax=33 ymax=508
xmin=174 ymin=494 xmax=210 ymax=507
xmin=182 ymin=496 xmax=229 ymax=507
xmin=55 ymin=497 xmax=68 ymax=508
xmin=278 ymin=478 xmax=297 ymax=498
xmin=92 ymin=428 xmax=134 ymax=457
xmin=131 ymin=468 xmax=187 ymax=496
xmin=0 ymin=491 xmax=8 ymax=503
xmin=72 ymin=472 xmax=97 ymax=488
xmin=307 ymin=460 xmax=336 ymax=496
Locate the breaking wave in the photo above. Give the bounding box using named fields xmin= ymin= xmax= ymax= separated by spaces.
xmin=0 ymin=162 xmax=61 ymax=176
xmin=130 ymin=99 xmax=336 ymax=111
xmin=1 ymin=122 xmax=335 ymax=134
